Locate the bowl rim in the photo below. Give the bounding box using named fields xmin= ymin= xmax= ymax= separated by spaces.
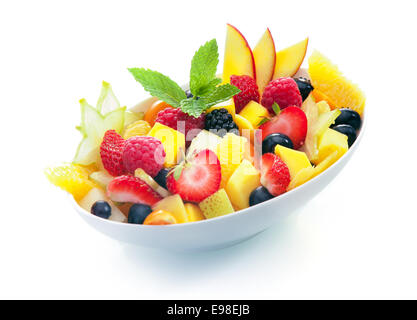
xmin=71 ymin=72 xmax=367 ymax=229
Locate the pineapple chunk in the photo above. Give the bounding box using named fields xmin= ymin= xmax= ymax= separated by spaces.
xmin=238 ymin=101 xmax=270 ymax=128
xmin=89 ymin=171 xmax=113 ymax=189
xmin=316 ymin=101 xmax=331 ymax=114
xmin=184 ymin=203 xmax=206 ymax=222
xmin=199 ymin=189 xmax=235 ymax=219
xmin=187 ymin=130 xmax=222 ymax=157
xmin=148 ymin=122 xmax=185 ymax=167
xmin=225 ymin=159 xmax=261 ymax=210
xmin=152 ymin=194 xmax=189 ymax=223
xmin=275 ymin=145 xmax=312 ymax=179
xmin=316 ymin=128 xmax=348 ymax=164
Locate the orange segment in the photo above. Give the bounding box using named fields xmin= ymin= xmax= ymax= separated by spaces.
xmin=144 ymin=101 xmax=174 ymax=126
xmin=311 ymin=89 xmax=338 ymax=110
xmin=308 ymin=51 xmax=365 ymax=115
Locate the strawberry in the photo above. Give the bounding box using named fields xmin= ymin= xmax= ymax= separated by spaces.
xmin=258 ymin=106 xmax=307 ymax=149
xmin=100 ymin=130 xmax=126 ymax=176
xmin=107 ymin=175 xmax=162 ymax=206
xmin=166 ymin=149 xmax=221 ymax=202
xmin=260 ymin=153 xmax=290 ymax=196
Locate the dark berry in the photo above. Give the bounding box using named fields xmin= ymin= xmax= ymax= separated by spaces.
xmin=294 ymin=77 xmax=314 ymax=101
xmin=332 ymin=124 xmax=357 ymax=147
xmin=185 ymin=89 xmax=193 ymax=98
xmin=262 ymin=133 xmax=293 ymax=154
xmin=154 ymin=168 xmax=170 ymax=189
xmin=249 ymin=186 xmax=275 ymax=206
xmin=91 ymin=201 xmax=112 ymax=219
xmin=128 ymin=203 xmax=152 ymax=224
xmin=332 ymin=108 xmax=361 ymax=130
xmin=204 ymin=108 xmax=239 ymax=137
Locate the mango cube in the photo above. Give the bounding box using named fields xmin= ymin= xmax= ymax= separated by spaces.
xmin=226 ymin=159 xmax=261 ymax=210
xmin=199 ymin=189 xmax=235 ymax=219
xmin=148 ymin=122 xmax=185 ymax=167
xmin=239 ymin=101 xmax=270 ymax=128
xmin=207 ymin=100 xmax=236 ymax=120
xmin=152 ymin=194 xmax=188 ymax=223
xmin=316 ymin=101 xmax=331 ymax=114
xmin=275 ymin=145 xmax=312 ymax=179
xmin=184 ymin=203 xmax=205 ymax=222
xmin=316 ymin=128 xmax=348 ymax=164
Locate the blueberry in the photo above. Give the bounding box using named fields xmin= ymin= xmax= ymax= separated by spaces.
xmin=91 ymin=201 xmax=112 ymax=219
xmin=262 ymin=133 xmax=294 ymax=154
xmin=249 ymin=187 xmax=275 ymax=206
xmin=332 ymin=124 xmax=357 ymax=147
xmin=332 ymin=108 xmax=361 ymax=130
xmin=185 ymin=89 xmax=193 ymax=98
xmin=128 ymin=204 xmax=152 ymax=224
xmin=154 ymin=168 xmax=170 ymax=189
xmin=294 ymin=77 xmax=314 ymax=101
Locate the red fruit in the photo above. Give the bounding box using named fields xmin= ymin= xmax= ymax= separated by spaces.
xmin=230 ymin=75 xmax=260 ymax=113
xmin=258 ymin=106 xmax=307 ymax=149
xmin=155 ymin=108 xmax=205 ymax=144
xmin=260 ymin=153 xmax=290 ymax=196
xmin=166 ymin=149 xmax=221 ymax=202
xmin=107 ymin=175 xmax=162 ymax=206
xmin=122 ymin=136 xmax=165 ymax=177
xmin=261 ymin=77 xmax=302 ymax=113
xmin=100 ymin=130 xmax=126 ymax=176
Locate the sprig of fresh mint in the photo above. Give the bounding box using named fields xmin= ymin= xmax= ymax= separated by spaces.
xmin=128 ymin=39 xmax=240 ymax=117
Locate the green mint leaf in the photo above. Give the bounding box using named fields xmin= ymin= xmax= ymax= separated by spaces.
xmin=201 ymin=84 xmax=241 ymax=108
xmin=272 ymin=102 xmax=281 ymax=115
xmin=190 ymin=39 xmax=219 ymax=96
xmin=257 ymin=117 xmax=270 ymax=127
xmin=128 ymin=68 xmax=186 ymax=108
xmin=195 ymin=78 xmax=222 ymax=96
xmin=179 ymin=98 xmax=207 ymax=118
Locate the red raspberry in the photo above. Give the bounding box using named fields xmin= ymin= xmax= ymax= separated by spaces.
xmin=122 ymin=136 xmax=165 ymax=177
xmin=230 ymin=75 xmax=260 ymax=113
xmin=155 ymin=108 xmax=205 ymax=144
xmin=260 ymin=153 xmax=290 ymax=196
xmin=100 ymin=130 xmax=126 ymax=176
xmin=261 ymin=77 xmax=302 ymax=113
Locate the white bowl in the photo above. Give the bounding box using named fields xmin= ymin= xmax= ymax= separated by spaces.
xmin=72 ymin=72 xmax=366 ymax=252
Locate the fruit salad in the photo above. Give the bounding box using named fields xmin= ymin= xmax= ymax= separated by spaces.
xmin=45 ymin=25 xmax=365 ymax=225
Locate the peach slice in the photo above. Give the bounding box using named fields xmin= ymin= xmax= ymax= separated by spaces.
xmin=273 ymin=38 xmax=308 ymax=79
xmin=222 ymin=24 xmax=256 ymax=84
xmin=253 ymin=28 xmax=276 ymax=94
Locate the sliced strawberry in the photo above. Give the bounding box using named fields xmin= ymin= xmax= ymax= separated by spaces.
xmin=259 ymin=106 xmax=307 ymax=149
xmin=166 ymin=149 xmax=221 ymax=202
xmin=107 ymin=175 xmax=162 ymax=206
xmin=260 ymin=153 xmax=290 ymax=196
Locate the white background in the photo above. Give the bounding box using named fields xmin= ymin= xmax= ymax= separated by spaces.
xmin=1 ymin=0 xmax=417 ymax=299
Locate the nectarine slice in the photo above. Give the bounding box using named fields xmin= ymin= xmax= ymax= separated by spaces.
xmin=273 ymin=38 xmax=308 ymax=79
xmin=253 ymin=29 xmax=276 ymax=94
xmin=222 ymin=24 xmax=256 ymax=84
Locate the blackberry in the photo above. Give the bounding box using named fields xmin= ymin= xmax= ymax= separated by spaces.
xmin=294 ymin=77 xmax=314 ymax=101
xmin=204 ymin=108 xmax=239 ymax=137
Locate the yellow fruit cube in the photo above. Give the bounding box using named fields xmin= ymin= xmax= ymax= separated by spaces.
xmin=216 ymin=133 xmax=247 ymax=188
xmin=184 ymin=203 xmax=205 ymax=222
xmin=148 ymin=122 xmax=185 ymax=167
xmin=199 ymin=189 xmax=235 ymax=219
xmin=152 ymin=194 xmax=188 ymax=223
xmin=239 ymin=101 xmax=270 ymax=128
xmin=275 ymin=145 xmax=312 ymax=179
xmin=316 ymin=128 xmax=348 ymax=164
xmin=226 ymin=159 xmax=261 ymax=210
xmin=207 ymin=100 xmax=236 ymax=119
xmin=234 ymin=114 xmax=254 ymax=143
